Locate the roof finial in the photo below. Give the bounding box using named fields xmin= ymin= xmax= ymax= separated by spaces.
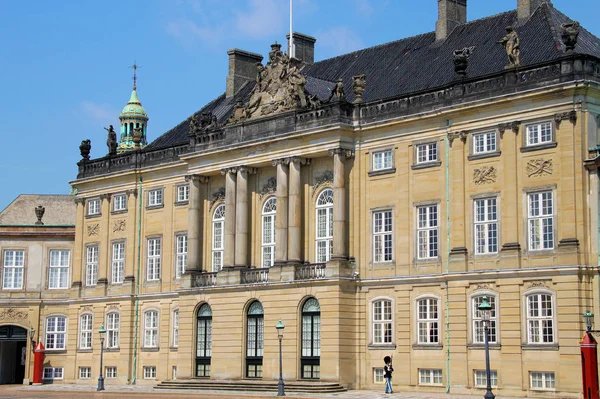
xmin=129 ymin=61 xmax=141 ymax=90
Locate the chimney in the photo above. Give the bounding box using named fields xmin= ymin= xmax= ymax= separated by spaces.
xmin=436 ymin=0 xmax=467 ymax=41
xmin=226 ymin=49 xmax=264 ymax=98
xmin=518 ymin=0 xmax=550 ymax=22
xmin=286 ymin=32 xmax=317 ymax=64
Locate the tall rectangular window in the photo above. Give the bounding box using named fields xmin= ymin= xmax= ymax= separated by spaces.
xmin=79 ymin=314 xmax=92 ymax=349
xmin=85 ymin=246 xmax=98 ymax=286
xmin=372 ymin=300 xmax=392 ymax=344
xmin=175 ymin=235 xmax=187 ymax=279
xmin=212 ymin=205 xmax=225 ymax=272
xmin=373 ymin=150 xmax=393 ymax=171
xmin=527 ymin=293 xmax=554 ymax=344
xmin=172 ymin=310 xmax=179 ymax=348
xmin=45 ymin=316 xmax=66 ymax=350
xmin=473 ymin=132 xmax=497 ymax=154
xmin=526 ymin=122 xmax=553 ymax=146
xmin=144 ymin=311 xmax=158 ymax=348
xmin=111 ymin=242 xmax=125 ymax=284
xmin=373 ymin=210 xmax=393 ymax=263
xmin=147 ymin=238 xmax=161 ymax=281
xmin=148 ymin=189 xmax=163 ymax=207
xmin=87 ymin=198 xmax=101 ymax=216
xmin=474 ymin=198 xmax=498 ymax=254
xmin=473 ymin=295 xmax=497 ymax=344
xmin=113 ymin=194 xmax=127 ymax=212
xmin=106 ymin=312 xmax=120 ymax=349
xmin=3 ymin=250 xmax=24 ymax=289
xmin=416 ymin=143 xmax=437 ymax=164
xmin=417 ymin=205 xmax=438 ymax=259
xmin=48 ymin=250 xmax=69 ymax=289
xmin=528 ymin=191 xmax=554 ymax=250
xmin=417 ymin=298 xmax=439 ymax=344
xmin=177 ymin=185 xmax=189 ymax=202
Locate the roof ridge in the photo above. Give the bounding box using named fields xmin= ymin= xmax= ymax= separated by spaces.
xmin=538 ymin=1 xmax=564 ymax=54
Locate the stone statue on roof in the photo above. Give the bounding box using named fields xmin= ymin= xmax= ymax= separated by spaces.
xmin=561 ymin=21 xmax=580 ymax=52
xmin=104 ymin=125 xmax=117 ymax=156
xmin=498 ymin=26 xmax=520 ymax=68
xmin=328 ymin=78 xmax=345 ymax=102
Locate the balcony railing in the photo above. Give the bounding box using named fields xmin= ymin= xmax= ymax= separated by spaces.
xmin=241 ymin=268 xmax=269 ymax=284
xmin=295 ymin=263 xmax=326 ymax=280
xmin=193 ymin=272 xmax=217 ymax=288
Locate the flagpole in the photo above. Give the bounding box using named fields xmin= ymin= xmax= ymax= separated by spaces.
xmin=289 ymin=0 xmax=294 ymax=58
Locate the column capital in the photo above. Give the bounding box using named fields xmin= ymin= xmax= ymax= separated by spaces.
xmin=99 ymin=193 xmax=112 ymax=201
xmin=447 ymin=130 xmax=467 ymax=145
xmin=74 ymin=197 xmax=85 ymax=205
xmin=272 ymin=158 xmax=290 ymax=167
xmin=237 ymin=166 xmax=257 ymax=175
xmin=497 ymin=121 xmax=521 ymax=138
xmin=328 ymin=147 xmax=355 ymax=159
xmin=221 ymin=167 xmax=238 ymax=175
xmin=185 ymin=174 xmax=210 ymax=184
xmin=287 ymin=156 xmax=311 ymax=166
xmin=125 ymin=189 xmax=138 ymax=197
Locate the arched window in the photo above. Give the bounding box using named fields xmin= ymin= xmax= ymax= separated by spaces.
xmin=79 ymin=313 xmax=93 ymax=349
xmin=472 ymin=294 xmax=497 ymax=344
xmin=106 ymin=312 xmax=120 ymax=349
xmin=246 ymin=301 xmax=264 ymax=378
xmin=262 ymin=198 xmax=276 ymax=267
xmin=212 ymin=205 xmax=225 ymax=272
xmin=316 ymin=189 xmax=333 ymax=262
xmin=301 ymin=298 xmax=321 ymax=379
xmin=196 ymin=304 xmax=212 ymax=377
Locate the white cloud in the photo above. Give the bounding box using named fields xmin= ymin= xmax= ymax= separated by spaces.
xmin=80 ymin=101 xmax=118 ymax=127
xmin=316 ymin=26 xmax=365 ymax=57
xmin=233 ymin=0 xmax=287 ymax=39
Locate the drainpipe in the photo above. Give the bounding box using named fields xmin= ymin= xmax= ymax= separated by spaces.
xmin=131 ymin=176 xmax=143 ymax=384
xmin=444 ymin=120 xmax=451 ymax=394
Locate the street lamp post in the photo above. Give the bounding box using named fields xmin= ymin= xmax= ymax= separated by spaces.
xmin=478 ymin=295 xmax=495 ymax=399
xmin=276 ymin=320 xmax=285 ymax=397
xmin=97 ymin=324 xmax=106 ymax=391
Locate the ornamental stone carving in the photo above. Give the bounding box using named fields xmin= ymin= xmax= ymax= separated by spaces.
xmin=313 ymin=170 xmax=334 ymax=197
xmin=211 ymin=187 xmax=226 ymax=206
xmin=497 ymin=121 xmax=521 ymax=137
xmin=448 ymin=130 xmax=468 ymax=145
xmin=352 ymin=74 xmax=366 ymax=103
xmin=227 ymin=43 xmax=319 ymax=124
xmin=554 ymin=110 xmax=577 ymax=128
xmin=34 ymin=205 xmax=45 ymax=225
xmin=561 ymin=21 xmax=580 ymax=52
xmin=328 ymin=148 xmax=355 ymax=159
xmin=0 ymin=308 xmax=28 ymax=322
xmin=79 ymin=139 xmax=91 ymax=161
xmin=328 ymin=78 xmax=345 ymax=102
xmin=498 ymin=26 xmax=520 ymax=68
xmin=453 ymin=47 xmax=474 ymax=76
xmin=260 ymin=177 xmax=277 ymax=199
xmin=113 ymin=220 xmax=126 ymax=232
xmin=473 ymin=166 xmax=497 ymax=185
xmin=87 ymin=224 xmax=99 ymax=236
xmin=185 ymin=175 xmax=210 ymax=184
xmin=526 ymin=158 xmax=553 ymax=177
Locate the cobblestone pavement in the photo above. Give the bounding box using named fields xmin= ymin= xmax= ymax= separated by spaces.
xmin=0 ymin=384 xmax=559 ymax=399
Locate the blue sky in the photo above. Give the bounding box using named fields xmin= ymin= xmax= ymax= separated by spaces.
xmin=1 ymin=0 xmax=598 ymax=211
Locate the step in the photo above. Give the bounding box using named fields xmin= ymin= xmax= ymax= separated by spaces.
xmin=155 ymin=379 xmax=347 ymax=393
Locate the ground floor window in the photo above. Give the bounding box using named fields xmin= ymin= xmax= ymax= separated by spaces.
xmin=474 ymin=370 xmax=498 ymax=388
xmin=530 ymin=371 xmax=555 ymax=390
xmin=419 ymin=369 xmax=442 ymax=386
xmin=79 ymin=367 xmax=91 ymax=379
xmin=143 ymin=366 xmax=157 ymax=379
xmin=43 ymin=367 xmax=63 ymax=380
xmin=172 ymin=366 xmax=177 ymax=380
xmin=106 ymin=367 xmax=117 ymax=379
xmin=373 ymin=367 xmax=384 ymax=383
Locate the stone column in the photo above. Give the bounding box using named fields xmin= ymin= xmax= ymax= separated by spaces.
xmin=329 ymin=148 xmax=353 ymax=260
xmin=235 ymin=167 xmax=255 ymax=267
xmin=186 ymin=175 xmax=209 ymax=272
xmin=288 ymin=157 xmax=308 ymax=264
xmin=447 ymin=132 xmax=468 ymax=272
xmin=499 ymin=122 xmax=522 ymax=257
xmin=273 ymin=158 xmax=289 ymax=265
xmin=222 ymin=168 xmax=237 ymax=268
xmin=98 ymin=193 xmax=111 ymax=286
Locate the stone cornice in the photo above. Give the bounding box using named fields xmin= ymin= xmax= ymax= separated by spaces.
xmin=185 ymin=175 xmax=210 ymax=184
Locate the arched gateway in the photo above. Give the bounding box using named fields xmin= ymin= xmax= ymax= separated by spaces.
xmin=0 ymin=325 xmax=27 ymax=384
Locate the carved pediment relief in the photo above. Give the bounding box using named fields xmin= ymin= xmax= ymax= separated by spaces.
xmin=526 ymin=158 xmax=553 ymax=177
xmin=0 ymin=308 xmax=28 ymax=322
xmin=260 ymin=177 xmax=277 ymax=200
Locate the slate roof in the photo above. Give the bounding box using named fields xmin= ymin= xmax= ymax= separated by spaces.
xmin=148 ymin=2 xmax=600 ymax=150
xmin=0 ymin=195 xmax=76 ymax=226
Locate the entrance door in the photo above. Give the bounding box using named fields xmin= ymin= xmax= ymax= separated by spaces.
xmin=0 ymin=326 xmax=27 ymax=384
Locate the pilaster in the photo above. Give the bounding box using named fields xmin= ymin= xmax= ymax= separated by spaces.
xmin=447 ymin=131 xmax=468 ymax=271
xmin=71 ymin=197 xmax=85 ymax=298
xmin=287 ymin=157 xmax=309 ymax=264
xmin=235 ymin=166 xmax=256 ymax=267
xmin=185 ymin=175 xmax=210 ymax=272
xmin=222 ymin=167 xmax=237 ymax=268
xmin=499 ymin=121 xmax=522 ymax=265
xmin=329 ymin=148 xmax=354 ymax=260
xmin=273 ymin=159 xmax=289 ymax=265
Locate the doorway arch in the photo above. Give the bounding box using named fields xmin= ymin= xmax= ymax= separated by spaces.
xmin=0 ymin=325 xmax=27 ymax=384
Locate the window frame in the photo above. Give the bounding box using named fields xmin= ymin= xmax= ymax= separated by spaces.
xmin=43 ymin=367 xmax=64 ymax=380
xmin=112 ymin=193 xmax=127 ymax=212
xmin=470 ymin=292 xmax=499 ymax=345
xmin=196 ymin=303 xmax=213 ymax=378
xmin=371 ymin=148 xmax=395 ymax=175
xmin=373 ymin=367 xmax=385 ymax=384
xmin=261 ymin=197 xmax=276 ymax=268
xmin=175 ymin=234 xmax=187 ymax=279
xmin=416 ymin=295 xmax=440 ymax=345
xmin=143 ymin=310 xmax=159 ymax=348
xmin=147 ymin=188 xmax=164 ymax=208
xmin=526 ymin=190 xmax=555 ymax=251
xmin=371 ymin=298 xmax=393 ymax=346
xmin=418 ymin=369 xmax=443 ymax=386
xmin=48 ymin=249 xmax=70 ymax=289
xmin=525 ymin=121 xmax=554 ymax=147
xmin=45 ymin=315 xmax=67 ymax=350
xmin=530 ymin=371 xmax=556 ymax=390
xmin=2 ymin=249 xmax=25 ymax=290
xmin=111 ymin=241 xmax=125 ymax=284
xmin=473 ymin=196 xmax=499 ymax=255
xmin=415 ymin=142 xmax=438 ymax=165
xmin=176 ymin=185 xmax=190 ymax=203
xmin=143 ymin=366 xmax=157 ymax=379
xmin=416 ymin=203 xmax=439 ymax=260
xmin=79 ymin=367 xmax=91 ymax=379
xmin=85 ymin=244 xmax=99 ymax=287
xmin=87 ymin=198 xmax=101 ymax=216
xmin=474 ymin=369 xmax=498 ymax=388
xmin=212 ymin=204 xmax=225 ymax=272
xmin=472 ymin=131 xmax=498 ymax=155
xmin=146 ymin=237 xmax=161 ymax=282
xmin=106 ymin=312 xmax=120 ymax=349
xmin=105 ymin=366 xmax=117 ymax=379
xmin=79 ymin=313 xmax=93 ymax=350
xmin=372 ymin=209 xmax=393 ymax=263
xmin=172 ymin=309 xmax=179 ymax=348
xmin=524 ymin=290 xmax=556 ymax=345
xmin=315 ymin=189 xmax=334 ymax=263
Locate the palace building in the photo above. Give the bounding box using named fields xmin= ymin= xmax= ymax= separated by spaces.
xmin=2 ymin=0 xmax=600 ymax=396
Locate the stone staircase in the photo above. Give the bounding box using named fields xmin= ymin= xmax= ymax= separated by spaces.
xmin=155 ymin=379 xmax=347 ymax=393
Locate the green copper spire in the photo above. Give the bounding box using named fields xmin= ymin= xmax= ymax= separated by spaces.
xmin=117 ymin=62 xmax=149 ymax=153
